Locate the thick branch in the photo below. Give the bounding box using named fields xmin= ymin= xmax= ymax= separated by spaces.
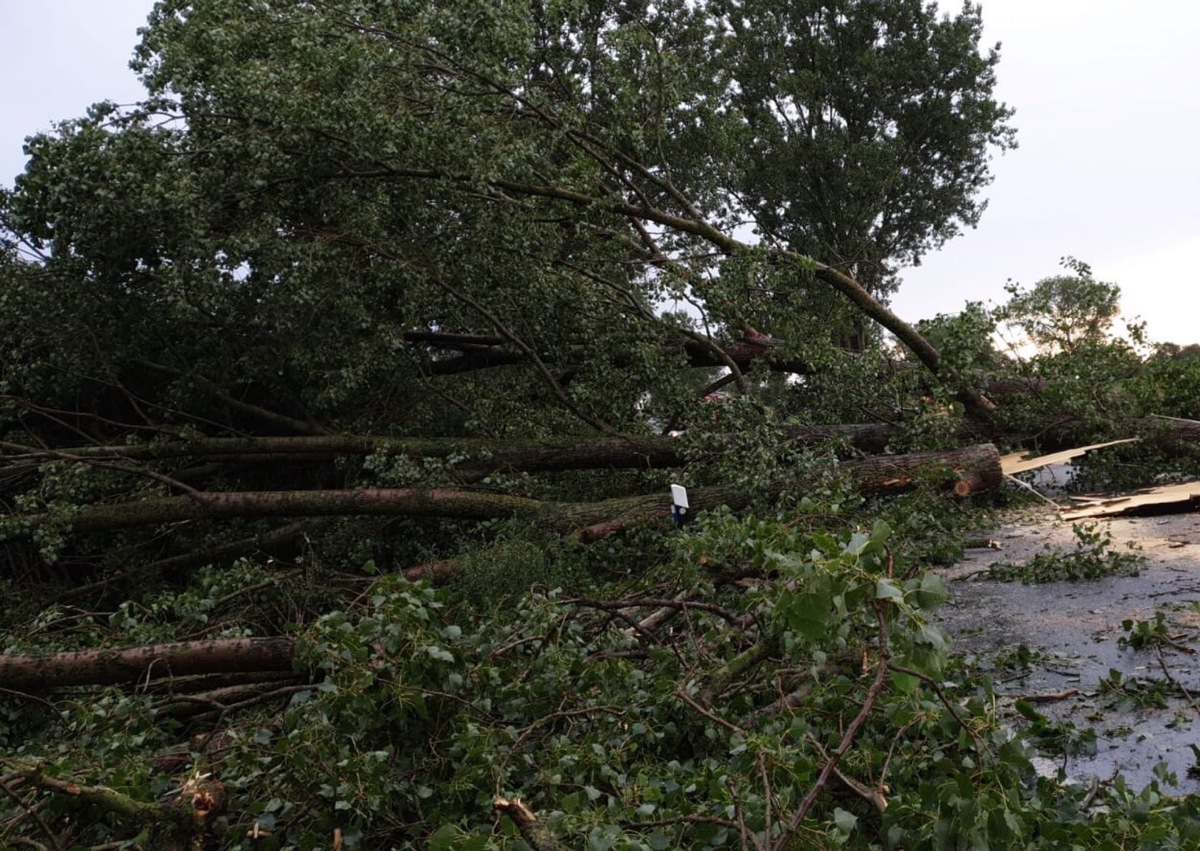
xmin=0 ymin=637 xmax=296 ymax=689
xmin=2 ymin=426 xmax=909 ymax=482
xmin=404 ymin=330 xmax=818 ymax=376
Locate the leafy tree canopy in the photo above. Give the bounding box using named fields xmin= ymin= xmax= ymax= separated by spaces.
xmin=3 ymin=0 xmax=1014 ymax=432
xmin=996 ymin=257 xmax=1133 ymax=355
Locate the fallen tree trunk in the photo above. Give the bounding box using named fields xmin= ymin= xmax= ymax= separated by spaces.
xmin=566 ymin=443 xmax=1001 ymax=542
xmin=842 ymin=443 xmax=1002 ymax=497
xmin=0 ymin=434 xmax=682 ymax=481
xmin=1040 ymin=417 xmax=1200 ymax=454
xmin=0 ymin=637 xmax=296 ymax=689
xmin=1 ymin=422 xmax=994 ymax=482
xmin=10 ymin=445 xmax=1003 ymax=539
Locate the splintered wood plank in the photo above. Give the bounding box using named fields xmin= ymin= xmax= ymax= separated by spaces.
xmin=1059 ymin=481 xmax=1200 ymax=521
xmin=1001 ymin=438 xmax=1140 ymax=476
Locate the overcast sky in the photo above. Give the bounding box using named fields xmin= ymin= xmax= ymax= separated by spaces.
xmin=3 ymin=1 xmax=1198 ymax=344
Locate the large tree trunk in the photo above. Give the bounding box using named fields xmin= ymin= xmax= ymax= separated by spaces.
xmin=404 ymin=445 xmax=1002 ymax=577
xmin=2 ymin=422 xmax=992 ymax=481
xmin=0 ymin=637 xmax=296 ymax=689
xmin=841 ymin=443 xmax=1002 ymax=497
xmin=403 ymin=330 xmax=821 ymax=376
xmin=13 ymin=445 xmax=1002 ymax=539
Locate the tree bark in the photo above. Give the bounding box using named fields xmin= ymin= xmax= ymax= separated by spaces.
xmin=0 ymin=637 xmax=296 ymax=689
xmin=841 ymin=443 xmax=1002 ymax=497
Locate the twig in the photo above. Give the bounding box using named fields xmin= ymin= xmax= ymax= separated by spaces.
xmin=758 ymin=750 xmax=774 ymax=846
xmin=1015 ymin=688 xmax=1079 ymax=703
xmin=676 ymin=688 xmax=747 ymax=738
xmin=0 ymin=689 xmax=67 ymax=722
xmin=771 ymin=604 xmax=890 ymax=851
xmin=0 ymin=777 xmax=60 ymax=851
xmin=890 ymin=663 xmax=987 ymax=757
xmin=1077 ymin=776 xmax=1102 ymax=811
xmin=1156 ymin=646 xmax=1200 ymax=720
xmin=725 ymin=775 xmax=757 ymax=851
xmin=1003 ymin=474 xmax=1062 ymax=509
xmin=739 ymin=684 xmax=814 ymax=729
xmin=806 ymin=734 xmax=889 ymax=814
xmin=625 ymin=814 xmax=741 ymax=831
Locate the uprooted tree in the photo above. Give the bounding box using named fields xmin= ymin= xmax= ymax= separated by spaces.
xmin=7 ymin=1 xmax=1200 ymax=849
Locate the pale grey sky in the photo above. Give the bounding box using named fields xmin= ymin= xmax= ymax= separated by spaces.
xmin=2 ymin=1 xmax=1198 ymax=343
xmin=895 ymin=0 xmax=1200 ymax=346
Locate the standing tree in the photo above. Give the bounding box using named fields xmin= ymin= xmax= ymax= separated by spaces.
xmin=997 ymin=259 xmax=1127 ymax=354
xmin=714 ymin=0 xmax=1015 ymax=349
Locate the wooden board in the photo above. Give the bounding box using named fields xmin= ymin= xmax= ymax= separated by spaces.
xmin=1001 ymin=438 xmax=1140 ymax=476
xmin=1060 ymin=481 xmax=1200 ymax=521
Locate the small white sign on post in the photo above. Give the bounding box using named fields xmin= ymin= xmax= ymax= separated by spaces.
xmin=670 ymin=484 xmax=689 ymax=527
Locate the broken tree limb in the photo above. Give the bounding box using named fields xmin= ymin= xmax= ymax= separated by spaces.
xmin=2 ymin=760 xmax=227 ymax=846
xmin=404 ymin=329 xmax=820 ymax=376
xmin=0 ymin=637 xmax=296 ymax=689
xmin=574 ymin=444 xmax=1001 ymax=542
xmin=134 ymin=359 xmax=329 ymax=436
xmin=402 ymin=445 xmax=1003 ymax=578
xmin=494 ymin=798 xmax=564 ymax=851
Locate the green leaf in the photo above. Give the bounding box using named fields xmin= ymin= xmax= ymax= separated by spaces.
xmin=782 ymin=588 xmax=831 ymax=641
xmin=890 ymin=670 xmax=920 ymax=694
xmin=915 ymin=572 xmax=949 ymax=610
xmin=428 ymin=824 xmax=458 ymax=851
xmin=875 ymin=578 xmax=903 ymax=602
xmin=833 ymin=807 xmax=858 ymax=834
xmin=844 ymin=531 xmax=871 ymax=556
xmin=918 ymin=624 xmax=948 ymax=651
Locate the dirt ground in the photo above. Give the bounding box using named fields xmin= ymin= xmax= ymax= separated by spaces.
xmin=936 ymin=502 xmax=1200 ymax=791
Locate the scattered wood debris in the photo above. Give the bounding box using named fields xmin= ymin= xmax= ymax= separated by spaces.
xmin=999 ymin=437 xmax=1200 ymax=521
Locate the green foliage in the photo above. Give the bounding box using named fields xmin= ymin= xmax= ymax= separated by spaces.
xmin=916 ymin=301 xmax=1002 ymax=385
xmin=1097 ymin=669 xmax=1173 ymax=712
xmin=1131 ymin=347 xmax=1200 ymax=420
xmin=1013 ymin=699 xmax=1097 ymax=757
xmin=988 ymin=522 xmax=1144 ymax=584
xmin=716 ymin=0 xmax=1015 ymax=345
xmin=1119 ymin=611 xmax=1173 ymax=651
